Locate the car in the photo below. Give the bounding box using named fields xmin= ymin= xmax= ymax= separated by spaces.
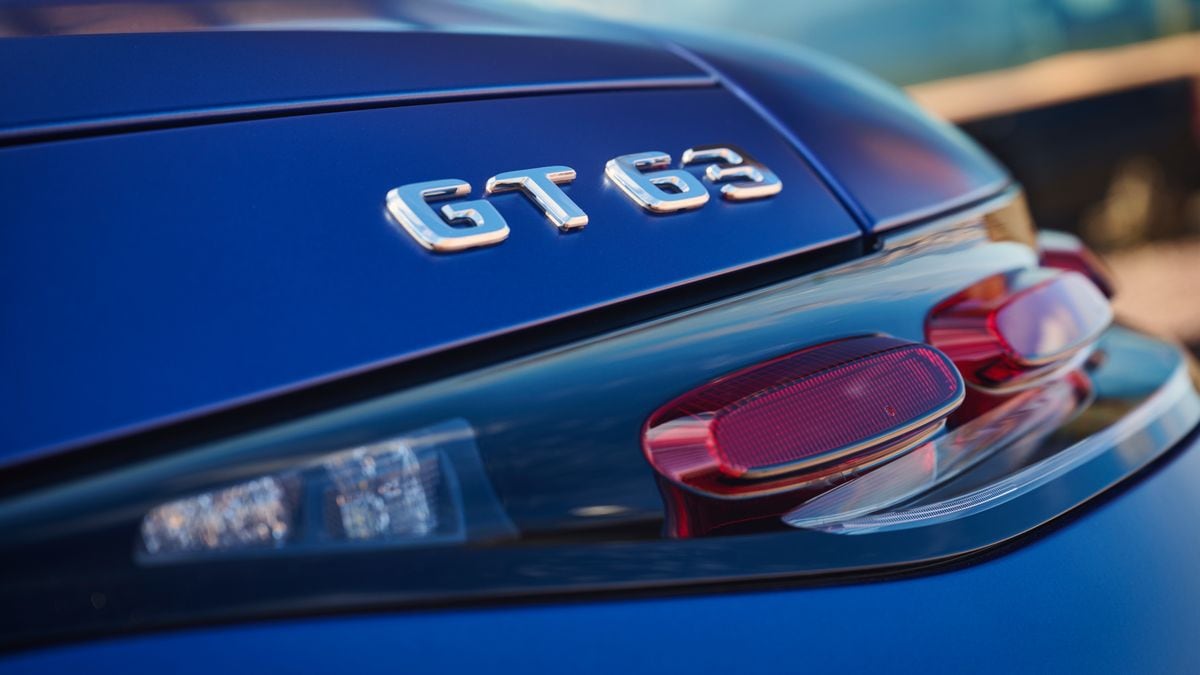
xmin=2 ymin=1 xmax=1199 ymax=672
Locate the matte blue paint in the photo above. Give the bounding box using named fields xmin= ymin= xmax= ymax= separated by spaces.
xmin=0 ymin=87 xmax=862 ymax=463
xmin=4 ymin=436 xmax=1198 ymax=674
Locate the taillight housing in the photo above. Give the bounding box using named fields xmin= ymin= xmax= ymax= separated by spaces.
xmin=643 ymin=336 xmax=964 ymax=535
xmin=927 ymin=270 xmax=1112 ymax=391
xmin=1037 ymin=230 xmax=1115 ymax=298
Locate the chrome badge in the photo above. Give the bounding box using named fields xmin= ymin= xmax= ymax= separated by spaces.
xmin=485 ymin=166 xmax=588 ymax=231
xmin=385 ymin=144 xmax=781 ymax=253
xmin=604 ymin=151 xmax=710 ymax=214
xmin=385 ymin=180 xmax=509 ymax=252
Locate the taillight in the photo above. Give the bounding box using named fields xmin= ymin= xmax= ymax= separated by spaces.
xmin=1037 ymin=230 xmax=1115 ymax=298
xmin=135 ymin=421 xmax=515 ymax=562
xmin=643 ymin=336 xmax=964 ymax=535
xmin=927 ymin=270 xmax=1112 ymax=390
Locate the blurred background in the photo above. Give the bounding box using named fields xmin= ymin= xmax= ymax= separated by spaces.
xmin=528 ymin=0 xmax=1200 ymax=354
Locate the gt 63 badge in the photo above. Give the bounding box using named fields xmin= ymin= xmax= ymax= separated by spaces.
xmin=385 ymin=145 xmax=781 ymax=253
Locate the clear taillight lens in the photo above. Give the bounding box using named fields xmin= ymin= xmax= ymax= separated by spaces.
xmin=138 ymin=420 xmax=514 ymax=562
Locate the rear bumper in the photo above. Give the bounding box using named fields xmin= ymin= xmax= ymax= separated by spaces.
xmin=4 ymin=425 xmax=1200 ymax=673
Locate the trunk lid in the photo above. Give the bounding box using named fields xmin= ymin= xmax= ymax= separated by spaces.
xmin=0 ymin=50 xmax=864 ymax=462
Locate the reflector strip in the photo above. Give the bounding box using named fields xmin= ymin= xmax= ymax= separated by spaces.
xmin=784 ymin=372 xmax=1090 ymax=529
xmin=644 ymin=336 xmax=964 ymax=498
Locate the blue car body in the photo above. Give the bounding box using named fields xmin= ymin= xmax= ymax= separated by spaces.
xmin=1 ymin=2 xmax=1197 ymax=672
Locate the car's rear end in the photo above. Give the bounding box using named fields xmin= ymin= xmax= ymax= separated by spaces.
xmin=1 ymin=3 xmax=1198 ymax=672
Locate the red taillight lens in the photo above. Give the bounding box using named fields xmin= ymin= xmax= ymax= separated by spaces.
xmin=1037 ymin=230 xmax=1115 ymax=298
xmin=927 ymin=270 xmax=1111 ymax=389
xmin=644 ymin=336 xmax=964 ymax=503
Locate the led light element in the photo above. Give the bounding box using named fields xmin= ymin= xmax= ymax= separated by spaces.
xmin=141 ymin=476 xmax=298 ymax=556
xmin=323 ymin=440 xmax=438 ymax=541
xmin=138 ymin=420 xmax=514 ymax=562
